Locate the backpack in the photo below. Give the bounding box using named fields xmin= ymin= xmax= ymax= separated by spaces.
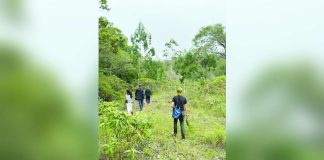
xmin=172 ymin=96 xmax=182 ymax=119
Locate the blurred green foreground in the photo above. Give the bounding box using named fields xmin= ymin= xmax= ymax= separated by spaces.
xmin=228 ymin=61 xmax=324 ymax=160
xmin=0 ymin=44 xmax=96 ymax=160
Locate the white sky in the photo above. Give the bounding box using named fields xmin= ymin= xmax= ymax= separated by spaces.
xmin=227 ymin=0 xmax=324 ymax=128
xmin=101 ymin=0 xmax=225 ymax=59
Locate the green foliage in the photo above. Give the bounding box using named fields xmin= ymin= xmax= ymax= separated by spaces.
xmin=98 ymin=3 xmax=226 ymax=158
xmin=99 ymin=101 xmax=152 ymax=159
xmin=99 ymin=0 xmax=110 ymax=11
xmin=137 ymin=78 xmax=163 ymax=94
xmin=163 ymin=39 xmax=180 ymax=59
xmin=99 ymin=17 xmax=128 ymax=56
xmin=131 ymin=22 xmax=155 ymax=57
xmin=215 ymin=124 xmax=226 ymax=147
xmin=193 ymin=23 xmax=226 ymax=58
xmin=184 ymin=76 xmax=226 ymax=118
xmin=99 ymin=17 xmax=166 ymax=87
xmin=0 ymin=45 xmax=95 ymax=160
xmin=141 ymin=79 xmax=226 ymax=159
xmin=99 ymin=17 xmax=138 ymax=84
xmin=173 ymin=51 xmax=203 ymax=82
xmin=173 ymin=50 xmax=225 ymax=82
xmin=172 ymin=24 xmax=226 ymax=82
xmin=206 ymin=75 xmax=226 ymax=95
xmin=99 ymin=73 xmax=130 ymax=102
xmin=141 ymin=58 xmax=166 ymax=81
xmin=104 ymin=50 xmax=138 ymax=83
xmin=98 ymin=17 xmax=130 ymax=101
xmin=202 ymin=123 xmax=226 ymax=148
xmin=214 ymin=57 xmax=226 ymax=75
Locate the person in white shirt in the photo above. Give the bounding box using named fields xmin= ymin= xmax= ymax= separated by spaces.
xmin=125 ymin=89 xmax=133 ymax=114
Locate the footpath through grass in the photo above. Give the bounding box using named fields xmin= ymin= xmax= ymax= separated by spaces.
xmin=98 ymin=79 xmax=226 ymax=159
xmin=136 ymin=86 xmax=226 ymax=160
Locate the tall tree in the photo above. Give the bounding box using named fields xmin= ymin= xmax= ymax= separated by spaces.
xmin=131 ymin=22 xmax=155 ymax=57
xmin=131 ymin=22 xmax=156 ymax=84
xmin=193 ymin=24 xmax=226 ymax=58
xmin=98 ymin=16 xmax=140 ymax=84
xmin=99 ymin=17 xmax=127 ymax=55
xmin=173 ymin=50 xmax=225 ymax=82
xmin=163 ymin=39 xmax=180 ymax=60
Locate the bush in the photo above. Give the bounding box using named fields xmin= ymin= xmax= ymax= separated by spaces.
xmin=205 ymin=75 xmax=226 ymax=95
xmin=136 ymin=78 xmax=162 ymax=93
xmin=99 ymin=101 xmax=152 ymax=159
xmin=141 ymin=58 xmax=167 ymax=81
xmin=99 ymin=73 xmax=130 ymax=102
xmin=184 ymin=76 xmax=225 ymax=118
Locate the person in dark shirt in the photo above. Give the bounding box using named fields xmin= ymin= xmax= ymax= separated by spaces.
xmin=170 ymin=87 xmax=188 ymax=139
xmin=135 ymin=85 xmax=145 ymax=111
xmin=145 ymin=87 xmax=152 ymax=104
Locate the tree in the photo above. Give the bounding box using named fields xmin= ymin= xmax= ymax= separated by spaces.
xmin=163 ymin=39 xmax=180 ymax=60
xmin=172 ymin=24 xmax=226 ymax=82
xmin=99 ymin=17 xmax=129 ymax=76
xmin=131 ymin=22 xmax=155 ymax=57
xmin=99 ymin=17 xmax=127 ymax=56
xmin=98 ymin=17 xmax=139 ymax=84
xmin=193 ymin=24 xmax=226 ymax=59
xmin=141 ymin=58 xmax=166 ymax=81
xmin=173 ymin=51 xmax=204 ymax=82
xmin=99 ymin=0 xmax=110 ymax=11
xmin=130 ymin=22 xmax=156 ymax=84
xmin=173 ymin=49 xmax=226 ymax=82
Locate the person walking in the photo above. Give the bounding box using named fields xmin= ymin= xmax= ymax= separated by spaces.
xmin=145 ymin=87 xmax=152 ymax=104
xmin=170 ymin=87 xmax=188 ymax=139
xmin=125 ymin=89 xmax=134 ymax=115
xmin=135 ymin=85 xmax=145 ymax=111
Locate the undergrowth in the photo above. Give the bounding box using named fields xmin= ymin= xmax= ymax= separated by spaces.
xmin=99 ymin=77 xmax=226 ymax=159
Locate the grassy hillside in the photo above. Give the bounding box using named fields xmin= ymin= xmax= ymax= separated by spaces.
xmin=99 ymin=78 xmax=226 ymax=159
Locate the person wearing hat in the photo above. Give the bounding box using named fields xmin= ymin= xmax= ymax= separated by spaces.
xmin=170 ymin=87 xmax=188 ymax=139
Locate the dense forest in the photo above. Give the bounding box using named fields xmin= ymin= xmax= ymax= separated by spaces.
xmin=99 ymin=1 xmax=226 ymax=159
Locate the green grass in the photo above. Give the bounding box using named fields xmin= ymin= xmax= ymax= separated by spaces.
xmin=136 ymin=87 xmax=226 ymax=160
xmin=99 ymin=79 xmax=226 ymax=159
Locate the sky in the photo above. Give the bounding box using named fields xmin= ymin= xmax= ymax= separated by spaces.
xmin=227 ymin=0 xmax=324 ymax=126
xmin=101 ymin=0 xmax=226 ymax=59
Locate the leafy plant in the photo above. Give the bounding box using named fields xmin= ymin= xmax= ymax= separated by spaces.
xmin=99 ymin=101 xmax=152 ymax=159
xmin=99 ymin=73 xmax=130 ymax=102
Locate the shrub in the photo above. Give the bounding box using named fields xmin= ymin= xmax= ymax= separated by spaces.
xmin=205 ymin=75 xmax=226 ymax=95
xmin=136 ymin=78 xmax=162 ymax=93
xmin=99 ymin=101 xmax=152 ymax=159
xmin=183 ymin=76 xmax=225 ymax=118
xmin=99 ymin=73 xmax=130 ymax=102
